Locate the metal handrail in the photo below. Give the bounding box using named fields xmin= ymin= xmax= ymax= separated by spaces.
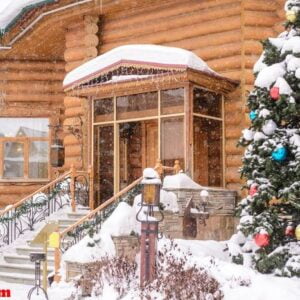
xmin=0 ymin=170 xmax=72 ymax=217
xmin=60 ymin=176 xmax=143 ymax=237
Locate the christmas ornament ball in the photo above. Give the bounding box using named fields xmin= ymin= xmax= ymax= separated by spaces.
xmin=285 ymin=223 xmax=295 ymax=237
xmin=249 ymin=184 xmax=258 ymax=196
xmin=254 ymin=232 xmax=270 ymax=247
xmin=272 ymin=147 xmax=288 ymax=161
xmin=296 ymin=225 xmax=300 ymax=241
xmin=249 ymin=111 xmax=258 ymax=121
xmin=270 ymin=87 xmax=280 ymax=100
xmin=286 ymin=10 xmax=297 ymax=22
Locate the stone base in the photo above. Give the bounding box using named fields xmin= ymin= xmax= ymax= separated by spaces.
xmin=157 ymin=211 xmax=239 ymax=241
xmin=112 ymin=235 xmax=140 ymax=261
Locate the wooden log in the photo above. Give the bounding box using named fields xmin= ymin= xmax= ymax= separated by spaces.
xmin=225 ymin=111 xmax=244 ymax=126
xmin=244 ymin=40 xmax=262 ymax=55
xmin=226 ymin=155 xmax=243 ymax=167
xmin=5 ymin=93 xmax=64 ymax=103
xmin=5 ymin=71 xmax=64 ymax=81
xmin=100 ymin=16 xmax=241 ymax=53
xmin=103 ymin=3 xmax=241 ymax=43
xmin=226 ymin=183 xmax=243 ymax=195
xmin=225 ymin=167 xmax=244 ymax=184
xmin=0 ymin=81 xmax=62 ymax=93
xmin=225 ymin=127 xmax=243 ymax=139
xmin=164 ymin=29 xmax=241 ymax=50
xmin=64 ymin=158 xmax=82 ymax=170
xmin=65 ymin=60 xmax=86 ymax=73
xmin=225 ymin=140 xmax=244 ymax=155
xmin=244 ymin=11 xmax=278 ymax=26
xmin=64 ymin=46 xmax=97 ymax=62
xmin=207 ymin=55 xmax=242 ymax=71
xmin=195 ymin=42 xmax=242 ymax=61
xmin=0 ymin=61 xmax=65 ymax=72
xmin=65 ymin=106 xmax=84 ymax=118
xmin=244 ymin=0 xmax=277 ymax=11
xmin=66 ymin=34 xmax=99 ymax=49
xmin=64 ymin=96 xmax=83 ymax=108
xmin=244 ymin=26 xmax=276 ymax=40
xmin=105 ymin=0 xmax=241 ymax=31
xmin=213 ymin=70 xmax=242 ymax=81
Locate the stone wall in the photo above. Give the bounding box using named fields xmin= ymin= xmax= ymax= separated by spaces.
xmin=112 ymin=235 xmax=140 ymax=261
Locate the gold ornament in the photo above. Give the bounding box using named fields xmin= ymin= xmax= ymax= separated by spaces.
xmin=286 ymin=10 xmax=297 ymax=22
xmin=295 ymin=225 xmax=300 ymax=241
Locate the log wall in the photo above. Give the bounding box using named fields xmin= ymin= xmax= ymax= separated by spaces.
xmin=63 ymin=15 xmax=99 ymax=170
xmin=0 ymin=60 xmax=65 ymax=206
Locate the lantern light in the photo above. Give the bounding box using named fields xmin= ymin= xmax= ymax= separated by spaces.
xmin=50 ymin=139 xmax=65 ymax=167
xmin=141 ymin=168 xmax=161 ymax=206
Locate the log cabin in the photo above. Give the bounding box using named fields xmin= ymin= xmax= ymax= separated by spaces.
xmin=0 ymin=0 xmax=286 ymax=209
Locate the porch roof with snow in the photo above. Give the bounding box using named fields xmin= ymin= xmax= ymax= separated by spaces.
xmin=63 ymin=45 xmax=239 ymax=95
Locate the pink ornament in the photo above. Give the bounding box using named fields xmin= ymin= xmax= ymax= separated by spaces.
xmin=249 ymin=185 xmax=258 ymax=197
xmin=285 ymin=224 xmax=295 ymax=237
xmin=270 ymin=87 xmax=280 ymax=100
xmin=254 ymin=233 xmax=270 ymax=247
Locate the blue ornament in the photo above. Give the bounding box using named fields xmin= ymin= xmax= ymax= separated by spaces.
xmin=272 ymin=147 xmax=287 ymax=161
xmin=249 ymin=111 xmax=258 ymax=121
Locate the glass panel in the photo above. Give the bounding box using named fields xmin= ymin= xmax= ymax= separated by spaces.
xmin=119 ymin=121 xmax=158 ymax=190
xmin=161 ymin=88 xmax=184 ymax=115
xmin=94 ymin=98 xmax=114 ymax=123
xmin=29 ymin=141 xmax=48 ymax=178
xmin=94 ymin=125 xmax=114 ymax=205
xmin=161 ymin=117 xmax=184 ymax=169
xmin=193 ymin=117 xmax=223 ymax=187
xmin=0 ymin=118 xmax=49 ymax=137
xmin=116 ymin=92 xmax=158 ymax=120
xmin=3 ymin=142 xmax=24 ymax=178
xmin=193 ymin=88 xmax=222 ymax=118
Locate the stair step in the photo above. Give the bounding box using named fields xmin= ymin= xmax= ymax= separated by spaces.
xmin=0 ymin=272 xmax=35 ymax=285
xmin=67 ymin=211 xmax=89 ymax=219
xmin=16 ymin=246 xmax=54 ymax=256
xmin=0 ymin=262 xmax=54 ymax=275
xmin=58 ymin=218 xmax=81 ymax=225
xmin=4 ymin=254 xmax=54 ymax=266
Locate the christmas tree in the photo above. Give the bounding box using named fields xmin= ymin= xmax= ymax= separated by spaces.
xmin=233 ymin=0 xmax=300 ymax=277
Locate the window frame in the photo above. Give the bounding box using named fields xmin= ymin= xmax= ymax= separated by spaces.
xmin=0 ymin=118 xmax=50 ymax=182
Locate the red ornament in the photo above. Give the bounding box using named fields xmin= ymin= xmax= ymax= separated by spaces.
xmin=254 ymin=233 xmax=270 ymax=247
xmin=249 ymin=185 xmax=258 ymax=197
xmin=285 ymin=224 xmax=295 ymax=237
xmin=270 ymin=87 xmax=280 ymax=100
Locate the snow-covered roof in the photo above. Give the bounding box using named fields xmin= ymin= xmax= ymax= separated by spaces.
xmin=0 ymin=0 xmax=53 ymax=33
xmin=63 ymin=44 xmax=217 ymax=89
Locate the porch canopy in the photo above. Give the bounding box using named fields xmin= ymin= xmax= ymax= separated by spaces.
xmin=63 ymin=45 xmax=239 ymax=205
xmin=63 ymin=44 xmax=237 ymax=93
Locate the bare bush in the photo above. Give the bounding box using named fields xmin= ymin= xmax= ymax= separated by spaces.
xmin=70 ymin=241 xmax=223 ymax=300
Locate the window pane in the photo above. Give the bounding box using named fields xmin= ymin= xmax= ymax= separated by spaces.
xmin=3 ymin=142 xmax=24 ymax=178
xmin=161 ymin=117 xmax=184 ymax=169
xmin=193 ymin=88 xmax=222 ymax=117
xmin=0 ymin=118 xmax=49 ymax=137
xmin=29 ymin=142 xmax=48 ymax=179
xmin=117 ymin=92 xmax=158 ymax=120
xmin=193 ymin=117 xmax=223 ymax=187
xmin=94 ymin=125 xmax=114 ymax=204
xmin=94 ymin=98 xmax=114 ymax=123
xmin=161 ymin=88 xmax=184 ymax=115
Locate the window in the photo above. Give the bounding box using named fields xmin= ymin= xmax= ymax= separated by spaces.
xmin=0 ymin=118 xmax=49 ymax=180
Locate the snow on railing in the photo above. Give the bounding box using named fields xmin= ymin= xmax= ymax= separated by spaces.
xmin=0 ymin=165 xmax=92 ymax=247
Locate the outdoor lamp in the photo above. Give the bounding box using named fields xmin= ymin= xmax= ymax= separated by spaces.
xmin=200 ymin=190 xmax=209 ymax=211
xmin=141 ymin=168 xmax=161 ymax=206
xmin=50 ymin=139 xmax=65 ymax=167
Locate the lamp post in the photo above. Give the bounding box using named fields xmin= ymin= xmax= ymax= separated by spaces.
xmin=136 ymin=168 xmax=164 ymax=287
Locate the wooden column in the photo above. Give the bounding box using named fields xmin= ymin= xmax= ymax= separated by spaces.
xmin=63 ymin=15 xmax=99 ymax=171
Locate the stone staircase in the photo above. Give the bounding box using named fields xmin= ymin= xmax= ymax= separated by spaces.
xmin=0 ymin=209 xmax=89 ymax=285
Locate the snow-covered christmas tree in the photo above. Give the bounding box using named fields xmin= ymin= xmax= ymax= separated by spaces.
xmin=234 ymin=0 xmax=300 ymax=276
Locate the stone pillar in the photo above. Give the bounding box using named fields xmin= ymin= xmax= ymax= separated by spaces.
xmin=63 ymin=15 xmax=99 ymax=170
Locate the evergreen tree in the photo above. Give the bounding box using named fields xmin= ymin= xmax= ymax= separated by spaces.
xmin=233 ymin=0 xmax=300 ymax=277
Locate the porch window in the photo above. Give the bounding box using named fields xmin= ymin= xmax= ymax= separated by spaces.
xmin=0 ymin=118 xmax=49 ymax=180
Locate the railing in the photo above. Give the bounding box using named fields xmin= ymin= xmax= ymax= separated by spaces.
xmin=0 ymin=165 xmax=92 ymax=247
